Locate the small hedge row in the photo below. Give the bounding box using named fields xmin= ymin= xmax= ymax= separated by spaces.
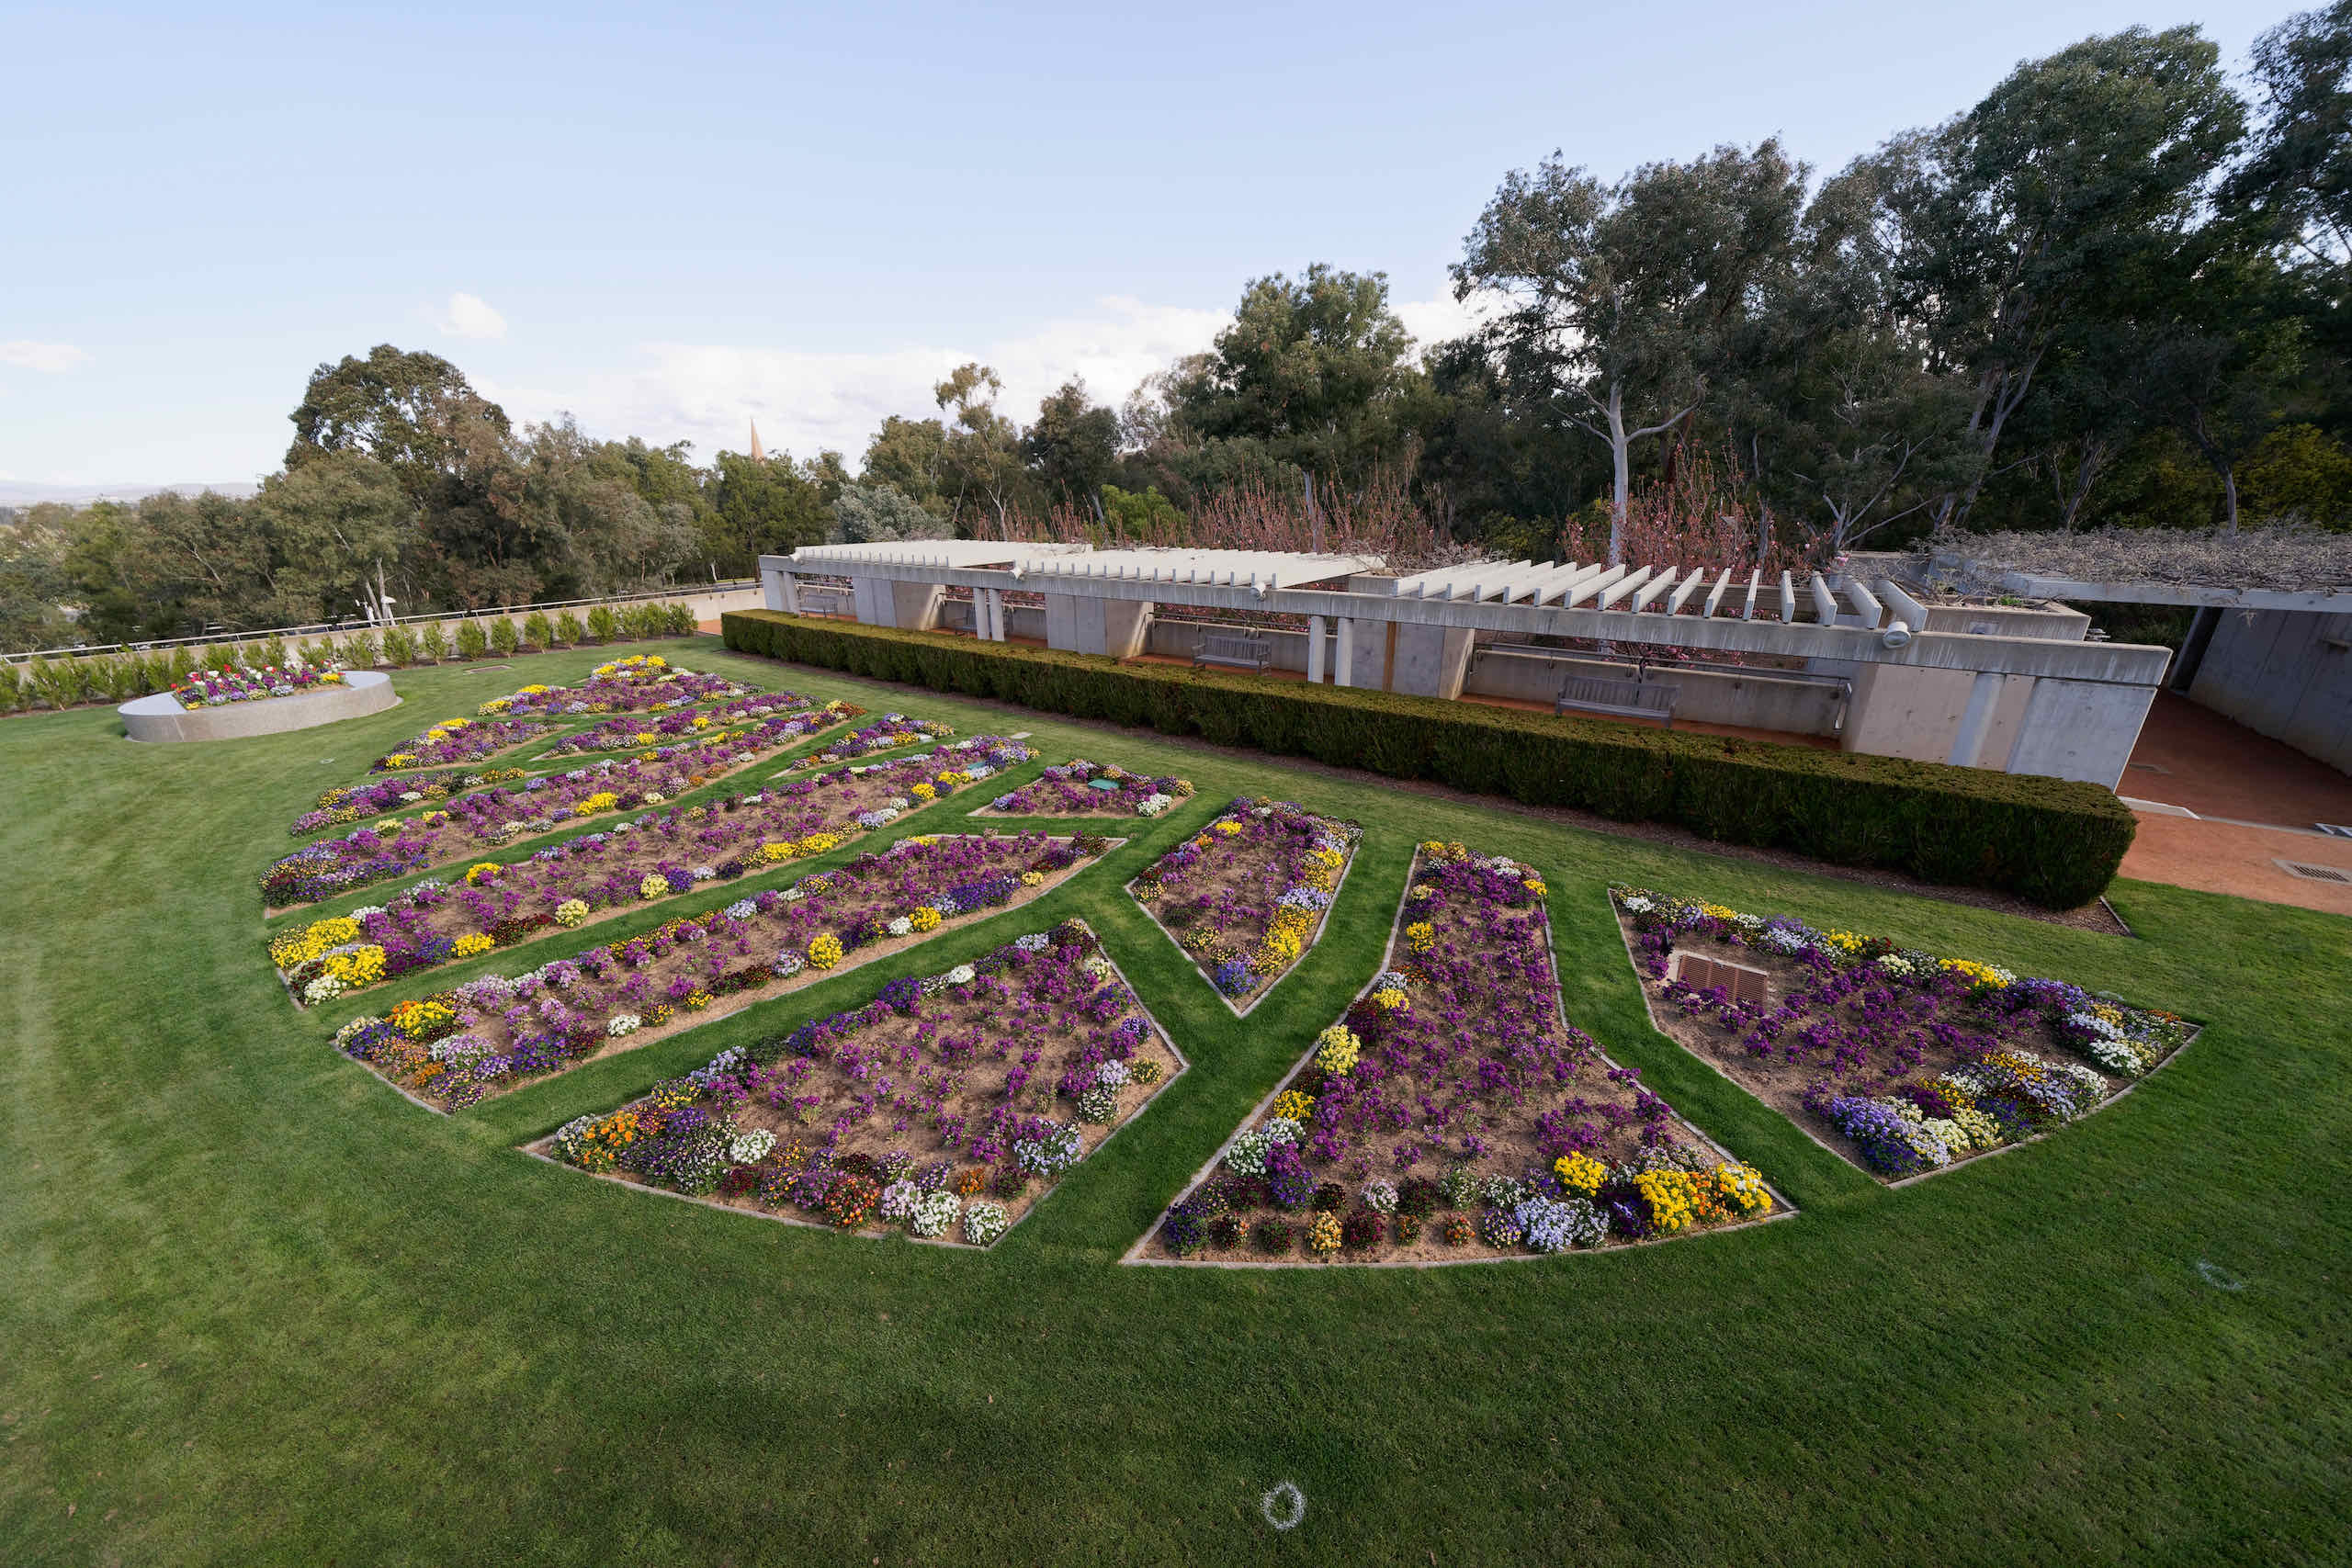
xmin=721 ymin=609 xmax=2136 ymax=908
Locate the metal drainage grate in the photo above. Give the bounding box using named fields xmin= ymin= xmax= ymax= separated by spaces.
xmin=2318 ymin=823 xmax=2352 ymax=839
xmin=2274 ymin=859 xmax=2352 ymax=885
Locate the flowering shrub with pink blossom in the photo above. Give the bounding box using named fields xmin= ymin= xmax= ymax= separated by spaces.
xmin=1129 ymin=798 xmax=1357 ymax=1005
xmin=269 ymin=741 xmax=1027 ymax=1003
xmin=1611 ymin=885 xmax=2194 ymax=1180
xmin=536 ymin=692 xmax=835 ymax=760
xmin=981 ymin=759 xmax=1192 ymax=818
xmin=533 ymin=919 xmax=1181 ymax=1241
xmin=332 ymin=830 xmax=1116 ymax=1107
xmin=1153 ymin=846 xmax=1774 ymax=1263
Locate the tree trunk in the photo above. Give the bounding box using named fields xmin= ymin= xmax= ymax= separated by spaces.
xmin=1607 ymin=381 xmax=1630 ymax=567
xmin=2222 ymin=465 xmax=2239 ymax=534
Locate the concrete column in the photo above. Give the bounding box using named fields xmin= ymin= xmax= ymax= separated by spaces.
xmin=1333 ymin=616 xmax=1356 ymax=688
xmin=888 ymin=579 xmax=946 ymax=632
xmin=852 ymin=577 xmax=894 ymax=626
xmin=1306 ymin=615 xmax=1326 ymax=684
xmin=1388 ymin=624 xmax=1476 ymax=699
xmin=2004 ymin=676 xmax=2160 ymax=788
xmin=1946 ymin=670 xmax=2004 ymax=767
xmin=1102 ymin=599 xmax=1153 ymax=660
xmin=1042 ymin=592 xmax=1084 ymax=652
xmin=761 ymin=564 xmax=789 ymax=613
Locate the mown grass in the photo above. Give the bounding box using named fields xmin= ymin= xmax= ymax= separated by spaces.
xmin=2 ymin=636 xmax=2346 ymax=1566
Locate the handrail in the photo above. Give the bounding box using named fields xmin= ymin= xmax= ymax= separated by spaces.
xmin=3 ymin=579 xmax=756 ymax=664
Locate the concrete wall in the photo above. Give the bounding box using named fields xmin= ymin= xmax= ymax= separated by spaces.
xmin=1464 ymin=649 xmax=1849 ymax=735
xmin=2189 ymin=608 xmax=2352 ymax=773
xmin=121 ymin=669 xmax=400 ymax=742
xmin=1921 ymin=603 xmax=2090 ymax=641
xmin=1841 ymin=664 xmax=2034 ymax=763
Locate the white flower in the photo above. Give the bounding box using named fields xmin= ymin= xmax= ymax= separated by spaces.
xmin=944 ymin=964 xmax=976 ymax=986
xmin=728 ymin=1130 xmax=775 ymax=1163
xmin=606 ymin=1012 xmax=642 ymax=1038
xmin=910 ymin=1190 xmax=961 ymax=1237
xmin=887 ymin=917 xmax=913 ymax=937
xmin=303 ymin=975 xmax=346 ymax=1003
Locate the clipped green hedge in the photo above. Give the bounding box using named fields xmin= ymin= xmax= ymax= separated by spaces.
xmin=722 ymin=609 xmax=2137 ymax=907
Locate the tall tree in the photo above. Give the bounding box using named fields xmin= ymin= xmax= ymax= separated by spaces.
xmin=2230 ymin=2 xmax=2352 ymax=279
xmin=1828 ymin=28 xmax=2245 ymax=524
xmin=285 ymin=344 xmax=514 ymax=503
xmin=1454 ymin=141 xmax=1805 ymax=561
xmin=1165 ymin=265 xmax=1419 ymax=486
xmin=1020 ymin=379 xmax=1120 ymax=510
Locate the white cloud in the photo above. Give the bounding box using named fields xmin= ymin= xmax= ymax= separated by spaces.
xmin=487 ymin=290 xmax=1486 ymax=465
xmin=436 ymin=292 xmax=508 ymax=341
xmin=1 ymin=340 xmax=93 ymax=373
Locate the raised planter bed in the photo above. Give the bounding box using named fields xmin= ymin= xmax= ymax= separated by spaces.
xmin=1126 ymin=798 xmax=1358 ymax=1011
xmin=524 ymin=919 xmax=1183 ymax=1247
xmin=1609 ymin=886 xmax=2197 ymax=1181
xmin=974 ymin=758 xmax=1192 ymax=818
xmin=332 ymin=829 xmax=1118 ymax=1109
xmin=269 ymin=740 xmax=1032 ymax=1005
xmin=1141 ymin=845 xmax=1781 ymax=1265
xmin=119 ymin=670 xmax=398 ymax=743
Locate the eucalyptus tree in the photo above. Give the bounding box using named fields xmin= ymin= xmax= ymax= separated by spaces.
xmin=1453 ymin=140 xmax=1804 ymax=562
xmin=1826 ymin=27 xmax=2245 ymax=525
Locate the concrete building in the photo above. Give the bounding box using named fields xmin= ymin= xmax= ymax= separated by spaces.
xmin=759 ymin=543 xmax=2177 ymax=788
xmin=1917 ymin=550 xmax=2352 ymax=778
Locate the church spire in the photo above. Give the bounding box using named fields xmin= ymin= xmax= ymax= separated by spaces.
xmin=748 ymin=419 xmax=767 ymax=462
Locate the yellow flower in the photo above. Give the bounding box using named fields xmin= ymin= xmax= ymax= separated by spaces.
xmin=910 ymin=783 xmax=937 ymax=801
xmin=808 ymin=933 xmax=843 ymax=969
xmin=1315 ymin=1024 xmax=1360 ymax=1076
xmin=1020 ymin=871 xmax=1045 ymax=886
xmin=452 ymin=932 xmax=494 ymax=959
xmin=1370 ymin=987 xmax=1408 ymax=1011
xmin=573 ymin=792 xmax=619 ymax=817
xmin=639 ymin=874 xmax=671 ymax=899
xmin=464 ymin=862 xmax=503 ymax=886
xmin=1554 ymin=1152 xmax=1606 ymax=1196
xmin=1212 ymin=820 xmax=1242 ymax=837
xmin=1405 ymin=921 xmax=1436 ymax=954
xmin=554 ymin=898 xmax=589 ymax=927
xmin=909 ymin=906 xmax=942 ymax=931
xmin=1272 ymin=1089 xmax=1316 ymax=1122
xmin=1306 ymin=1212 xmax=1342 ymax=1255
xmin=1713 ymin=1163 xmax=1773 ymax=1213
xmin=1522 ymin=877 xmax=1549 ymax=899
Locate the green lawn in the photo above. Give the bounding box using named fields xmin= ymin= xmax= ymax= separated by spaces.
xmin=4 ymin=636 xmax=2346 ymax=1566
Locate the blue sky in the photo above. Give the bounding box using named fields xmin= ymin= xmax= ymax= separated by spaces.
xmin=0 ymin=0 xmax=2290 ymax=488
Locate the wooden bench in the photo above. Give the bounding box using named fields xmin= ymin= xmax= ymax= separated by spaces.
xmin=1555 ymin=674 xmax=1679 ymax=728
xmin=1193 ymin=631 xmax=1272 ymax=673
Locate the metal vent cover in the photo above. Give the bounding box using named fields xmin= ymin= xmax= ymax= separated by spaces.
xmin=2274 ymin=859 xmax=2352 ymax=885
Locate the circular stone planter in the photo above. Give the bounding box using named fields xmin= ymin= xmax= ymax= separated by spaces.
xmin=119 ymin=670 xmax=400 ymax=742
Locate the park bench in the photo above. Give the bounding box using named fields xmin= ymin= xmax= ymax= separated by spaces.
xmin=1555 ymin=673 xmax=1679 ymax=728
xmin=1193 ymin=631 xmax=1272 ymax=674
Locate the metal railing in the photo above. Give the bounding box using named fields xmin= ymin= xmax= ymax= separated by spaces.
xmin=3 ymin=579 xmax=758 ymax=665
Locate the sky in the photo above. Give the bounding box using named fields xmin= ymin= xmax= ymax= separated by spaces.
xmin=0 ymin=0 xmax=2296 ymax=490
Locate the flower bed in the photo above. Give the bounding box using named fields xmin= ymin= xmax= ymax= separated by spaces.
xmin=301 ymin=768 xmax=532 ymax=829
xmin=479 ymin=657 xmax=749 ymax=717
xmin=370 ymin=716 xmax=560 ymax=773
xmin=1127 ymin=798 xmax=1358 ymax=1007
xmin=527 ymin=919 xmax=1182 ymax=1245
xmin=270 ymin=740 xmax=1033 ymax=1004
xmin=1150 ymin=845 xmax=1776 ymax=1264
xmin=1611 ymin=886 xmax=2196 ymax=1180
xmin=977 ymin=759 xmax=1192 ymax=818
xmin=534 ymin=692 xmax=830 ymax=760
xmin=777 ymin=714 xmax=956 ymax=770
xmin=170 ymin=660 xmax=345 ymax=709
xmin=332 ymin=830 xmax=1119 ymax=1108
xmin=267 ymin=753 xmax=762 ymax=907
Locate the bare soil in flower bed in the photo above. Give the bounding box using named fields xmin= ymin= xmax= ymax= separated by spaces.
xmin=334 ymin=831 xmax=1119 ymax=1109
xmin=1127 ymin=799 xmax=1358 ymax=1008
xmin=524 ymin=919 xmax=1183 ymax=1247
xmin=271 ymin=743 xmax=1030 ymax=1003
xmin=1611 ymin=889 xmax=2197 ymax=1182
xmin=969 ymin=758 xmax=1193 ymax=819
xmin=1148 ymin=849 xmax=1781 ymax=1266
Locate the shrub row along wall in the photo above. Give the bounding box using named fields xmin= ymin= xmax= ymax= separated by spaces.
xmin=4 ymin=602 xmax=701 ymax=716
xmin=722 ymin=610 xmax=2136 ymax=908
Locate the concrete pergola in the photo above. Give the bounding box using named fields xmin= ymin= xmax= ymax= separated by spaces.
xmin=761 ymin=544 xmax=2177 ymax=787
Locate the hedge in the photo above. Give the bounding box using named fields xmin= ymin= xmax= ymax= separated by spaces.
xmin=721 ymin=609 xmax=2137 ymax=908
